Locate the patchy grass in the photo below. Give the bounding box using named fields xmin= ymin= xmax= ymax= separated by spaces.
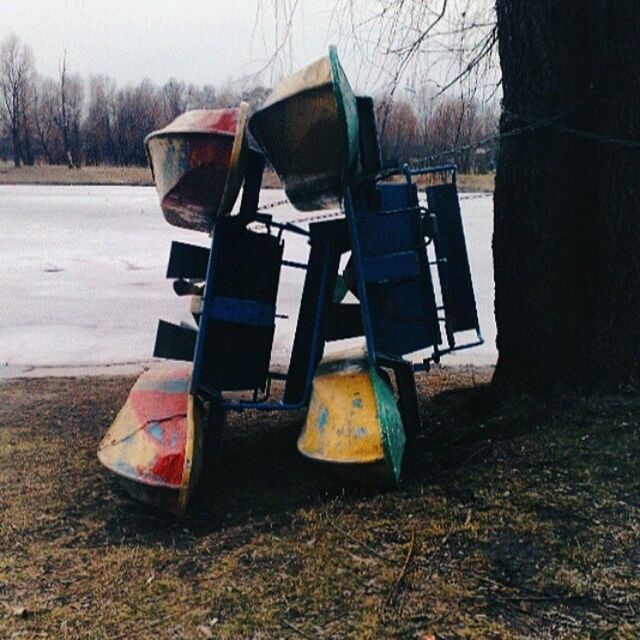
xmin=409 ymin=172 xmax=494 ymax=193
xmin=1 ymin=368 xmax=639 ymax=639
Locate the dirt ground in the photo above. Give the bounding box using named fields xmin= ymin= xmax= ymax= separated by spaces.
xmin=1 ymin=367 xmax=639 ymax=639
xmin=0 ymin=163 xmax=494 ymax=192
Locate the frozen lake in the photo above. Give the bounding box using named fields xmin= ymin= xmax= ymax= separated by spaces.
xmin=0 ymin=185 xmax=495 ymax=378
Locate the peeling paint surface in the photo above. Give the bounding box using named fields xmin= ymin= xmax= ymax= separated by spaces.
xmin=145 ymin=106 xmax=248 ymax=231
xmin=249 ymin=49 xmax=359 ymax=211
xmin=97 ymin=366 xmax=203 ymax=514
xmin=297 ymin=348 xmax=405 ymax=485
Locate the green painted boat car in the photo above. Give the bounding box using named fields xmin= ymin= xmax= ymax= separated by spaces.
xmin=297 ymin=348 xmax=406 ymax=487
xmin=249 ymin=46 xmax=359 ymax=211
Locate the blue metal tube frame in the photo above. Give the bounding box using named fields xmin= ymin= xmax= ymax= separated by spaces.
xmin=217 ymin=235 xmax=334 ymax=413
xmin=192 ymin=160 xmax=481 ymax=413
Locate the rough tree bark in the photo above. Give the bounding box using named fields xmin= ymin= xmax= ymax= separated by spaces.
xmin=493 ymin=1 xmax=640 ymax=392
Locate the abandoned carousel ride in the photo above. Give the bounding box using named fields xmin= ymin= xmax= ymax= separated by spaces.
xmin=97 ymin=47 xmax=483 ymax=515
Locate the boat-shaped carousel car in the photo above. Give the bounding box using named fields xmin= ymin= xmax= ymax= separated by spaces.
xmin=249 ymin=46 xmax=359 ymax=211
xmin=97 ymin=366 xmax=204 ymax=515
xmin=298 ymin=348 xmax=406 ymax=486
xmin=97 ymin=47 xmax=483 ymax=516
xmin=145 ymin=104 xmax=249 ymax=232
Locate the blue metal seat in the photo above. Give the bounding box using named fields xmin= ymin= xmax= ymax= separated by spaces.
xmin=426 ymin=168 xmax=481 ymax=348
xmin=190 ymin=222 xmax=283 ymax=396
xmin=345 ymin=179 xmax=441 ymax=361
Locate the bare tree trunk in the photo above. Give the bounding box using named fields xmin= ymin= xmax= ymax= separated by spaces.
xmin=11 ymin=124 xmax=22 ymax=167
xmin=33 ymin=94 xmax=52 ymax=164
xmin=21 ymin=109 xmax=34 ymax=165
xmin=11 ymin=85 xmax=23 ymax=166
xmin=493 ymin=1 xmax=640 ymax=392
xmin=58 ymin=53 xmax=74 ymax=168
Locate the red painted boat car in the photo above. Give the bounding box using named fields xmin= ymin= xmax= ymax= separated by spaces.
xmin=97 ymin=366 xmax=204 ymax=515
xmin=145 ymin=104 xmax=249 ymax=232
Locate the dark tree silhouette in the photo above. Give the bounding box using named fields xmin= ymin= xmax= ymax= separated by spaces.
xmin=267 ymin=0 xmax=640 ymax=393
xmin=0 ymin=34 xmax=34 ymax=166
xmin=493 ymin=1 xmax=640 ymax=392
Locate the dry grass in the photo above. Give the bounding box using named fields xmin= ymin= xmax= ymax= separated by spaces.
xmin=384 ymin=171 xmax=494 ymax=194
xmin=243 ymin=170 xmax=494 ymax=192
xmin=1 ymin=368 xmax=638 ymax=639
xmin=456 ymin=173 xmax=494 ymax=193
xmin=0 ymin=162 xmax=153 ymax=186
xmin=0 ymin=163 xmax=281 ymax=189
xmin=0 ymin=162 xmax=492 ymax=192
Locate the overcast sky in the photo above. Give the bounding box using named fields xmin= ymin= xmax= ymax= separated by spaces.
xmin=2 ymin=0 xmax=499 ymax=103
xmin=2 ymin=0 xmax=349 ymax=88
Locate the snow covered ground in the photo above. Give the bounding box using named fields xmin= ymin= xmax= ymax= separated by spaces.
xmin=0 ymin=185 xmax=496 ymax=378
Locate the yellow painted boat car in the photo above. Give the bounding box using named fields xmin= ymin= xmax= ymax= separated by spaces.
xmin=145 ymin=104 xmax=249 ymax=232
xmin=298 ymin=348 xmax=406 ymax=486
xmin=249 ymin=46 xmax=359 ymax=211
xmin=97 ymin=366 xmax=204 ymax=516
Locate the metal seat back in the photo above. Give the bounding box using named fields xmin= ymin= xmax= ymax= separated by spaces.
xmin=345 ymin=180 xmax=441 ymax=363
xmin=426 ymin=179 xmax=480 ymax=346
xmin=191 ymin=222 xmax=283 ymax=395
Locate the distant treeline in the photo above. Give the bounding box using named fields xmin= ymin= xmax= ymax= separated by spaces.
xmin=1 ymin=33 xmax=498 ymax=173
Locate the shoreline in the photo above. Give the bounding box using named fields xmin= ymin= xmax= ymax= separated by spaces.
xmin=0 ymin=361 xmax=154 ymax=380
xmin=0 ymin=164 xmax=495 ymax=192
xmin=0 ymin=358 xmax=497 ymax=381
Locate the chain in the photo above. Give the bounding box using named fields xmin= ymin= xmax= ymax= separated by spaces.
xmin=257 ymin=198 xmax=289 ymax=210
xmin=289 ymin=210 xmax=343 ymax=224
xmin=256 ymin=191 xmax=488 ymax=231
xmin=503 ymin=108 xmax=640 ymax=150
xmin=459 ymin=192 xmax=492 ymax=200
xmin=256 ymin=196 xmax=344 ymax=226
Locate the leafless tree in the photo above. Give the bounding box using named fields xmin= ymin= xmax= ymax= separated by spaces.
xmin=1 ymin=34 xmax=275 ymax=168
xmin=65 ymin=74 xmax=84 ymax=165
xmin=422 ymin=96 xmax=480 ymax=171
xmin=32 ymin=75 xmax=60 ymax=163
xmin=161 ymin=78 xmax=189 ymax=123
xmin=56 ymin=53 xmax=84 ymax=167
xmin=493 ymin=1 xmax=640 ymax=391
xmin=19 ymin=74 xmax=37 ymax=165
xmin=240 ymin=85 xmax=271 ymax=113
xmin=376 ymin=98 xmax=420 ymax=162
xmin=114 ymin=79 xmax=162 ymax=165
xmin=188 ymin=83 xmax=218 ymax=110
xmin=0 ymin=34 xmax=35 ymax=166
xmin=84 ymin=75 xmax=117 ymax=165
